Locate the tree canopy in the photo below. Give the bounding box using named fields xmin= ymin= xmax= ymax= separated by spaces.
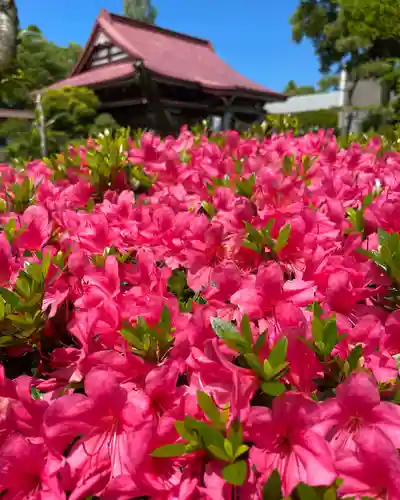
xmin=290 ymin=0 xmax=400 ymax=131
xmin=123 ymin=0 xmax=157 ymax=24
xmin=290 ymin=0 xmax=400 ymax=80
xmin=283 ymin=77 xmax=339 ymax=96
xmin=1 ymin=86 xmax=100 ymax=159
xmin=1 ymin=25 xmax=81 ymax=109
xmin=284 ymin=80 xmax=316 ymax=96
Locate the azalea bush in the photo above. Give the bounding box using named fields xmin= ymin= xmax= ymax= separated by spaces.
xmin=1 ymin=126 xmax=400 ymax=499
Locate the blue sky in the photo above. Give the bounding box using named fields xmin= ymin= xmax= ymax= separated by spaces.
xmin=17 ymin=0 xmax=321 ymax=93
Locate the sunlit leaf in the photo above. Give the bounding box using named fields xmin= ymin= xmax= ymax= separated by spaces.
xmin=222 ymin=460 xmax=247 ymax=486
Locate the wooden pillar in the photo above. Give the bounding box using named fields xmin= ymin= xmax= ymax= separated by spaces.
xmin=133 ymin=60 xmax=173 ymax=135
xmin=222 ymin=109 xmax=233 ymax=130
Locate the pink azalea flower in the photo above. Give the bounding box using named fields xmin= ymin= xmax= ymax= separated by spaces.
xmin=231 ymin=262 xmax=316 ymax=320
xmin=15 ymin=205 xmax=51 ymax=252
xmin=315 ymin=371 xmax=400 ymax=451
xmin=187 ymin=339 xmax=258 ymax=421
xmin=44 ymin=368 xmax=155 ymax=497
xmin=198 ymin=461 xmax=262 ymax=500
xmin=383 ymin=309 xmax=400 ymax=355
xmin=364 ymin=351 xmax=398 ymax=383
xmin=0 ymin=233 xmax=12 ymax=284
xmin=337 ymin=427 xmax=400 ymax=499
xmin=246 ymin=393 xmax=336 ymax=496
xmin=0 ymin=434 xmax=65 ymax=499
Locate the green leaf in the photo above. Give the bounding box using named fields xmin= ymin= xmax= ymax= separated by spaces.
xmin=186 ymin=419 xmax=226 ymax=452
xmin=297 ymin=484 xmax=319 ymax=500
xmin=222 ymin=460 xmax=247 ymax=486
xmin=236 ymin=173 xmax=256 ymax=198
xmin=240 ymin=314 xmax=253 ymax=346
xmin=15 ymin=277 xmax=31 ymax=300
xmin=7 ymin=313 xmax=34 ymax=326
xmin=323 ymin=319 xmax=339 ymax=356
xmin=233 ymin=444 xmax=249 ymax=460
xmin=223 ymin=333 xmax=251 ymax=353
xmin=282 ymin=155 xmax=294 ymax=175
xmin=25 ymin=262 xmax=44 ymax=283
xmin=160 ymin=305 xmax=171 ymax=335
xmin=311 ymin=301 xmax=324 ymax=317
xmin=262 ymin=469 xmax=282 ymax=500
xmin=0 ymin=336 xmax=15 ymax=346
xmin=323 ymin=487 xmax=337 ymax=500
xmin=210 ymin=317 xmax=239 ymax=339
xmin=211 ymin=317 xmax=250 ymax=353
xmin=244 ymin=353 xmax=264 ymax=376
xmin=41 ymin=251 xmax=52 ymax=278
xmin=268 ymin=337 xmax=288 ymax=368
xmin=197 ymin=392 xmax=221 ymax=427
xmin=249 ymin=222 xmax=265 ymax=240
xmin=208 ymin=444 xmax=231 ymax=462
xmin=0 ymin=298 xmax=4 ymax=321
xmin=0 ymin=286 xmax=22 ymax=309
xmin=201 ymin=201 xmax=216 ymax=218
xmin=347 ymin=344 xmax=363 ymax=372
xmin=31 ymin=386 xmax=43 ymax=400
xmin=311 ymin=317 xmax=324 ymax=343
xmin=261 ymin=381 xmax=286 ymax=396
xmin=120 ymin=328 xmax=145 ymax=350
xmin=263 ymin=358 xmax=273 ymax=378
xmin=175 ymin=420 xmax=196 ymax=444
xmin=227 ymin=420 xmax=243 ymax=454
xmin=263 ymin=218 xmax=275 ymax=236
xmin=243 ymin=240 xmax=260 ymax=253
xmin=357 ymin=248 xmax=381 ymax=262
xmin=254 ymin=332 xmax=266 ymax=354
xmin=151 ymin=442 xmax=188 ymax=458
xmin=274 ymin=224 xmax=291 ymax=252
xmin=223 ymin=439 xmax=234 ymax=460
xmin=362 ymin=191 xmax=374 ymax=210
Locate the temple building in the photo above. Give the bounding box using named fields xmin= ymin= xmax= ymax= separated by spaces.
xmin=49 ymin=9 xmax=285 ymax=134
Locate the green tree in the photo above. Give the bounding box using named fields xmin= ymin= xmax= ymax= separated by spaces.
xmin=1 ymin=26 xmax=81 ymax=108
xmin=89 ymin=113 xmax=120 ymax=137
xmin=42 ymin=86 xmax=99 ymax=138
xmin=294 ymin=108 xmax=339 ymax=133
xmin=1 ymin=86 xmax=99 ymax=159
xmin=281 ymin=79 xmax=340 ymax=132
xmin=284 ymin=80 xmax=316 ymax=96
xmin=291 ymin=0 xmax=400 ymax=132
xmin=317 ymin=74 xmax=340 ymax=92
xmin=123 ymin=0 xmax=157 ymax=24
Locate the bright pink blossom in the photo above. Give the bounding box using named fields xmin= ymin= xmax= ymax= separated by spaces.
xmin=246 ymin=393 xmax=336 ymax=496
xmin=337 ymin=427 xmax=400 ymax=499
xmin=315 ymin=371 xmax=400 ymax=451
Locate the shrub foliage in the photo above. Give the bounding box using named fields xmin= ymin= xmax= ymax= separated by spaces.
xmin=0 ymin=126 xmax=400 ymax=498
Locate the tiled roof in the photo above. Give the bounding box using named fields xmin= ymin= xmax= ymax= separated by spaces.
xmin=48 ymin=61 xmax=134 ymax=89
xmin=51 ymin=9 xmax=285 ymax=100
xmin=0 ymin=109 xmax=35 ymax=119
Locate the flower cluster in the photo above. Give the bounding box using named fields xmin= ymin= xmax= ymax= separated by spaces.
xmin=0 ymin=127 xmax=400 ymax=499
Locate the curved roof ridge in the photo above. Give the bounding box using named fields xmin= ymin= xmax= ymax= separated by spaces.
xmin=98 ymin=10 xmax=144 ymax=60
xmin=107 ymin=11 xmax=214 ymax=51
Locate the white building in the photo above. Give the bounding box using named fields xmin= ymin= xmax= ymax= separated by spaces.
xmin=265 ymin=70 xmax=388 ymax=134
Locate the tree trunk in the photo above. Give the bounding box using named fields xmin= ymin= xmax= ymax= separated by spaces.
xmin=35 ymin=92 xmax=47 ymax=158
xmin=0 ymin=0 xmax=17 ymax=72
xmin=345 ymin=77 xmax=359 ymax=136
